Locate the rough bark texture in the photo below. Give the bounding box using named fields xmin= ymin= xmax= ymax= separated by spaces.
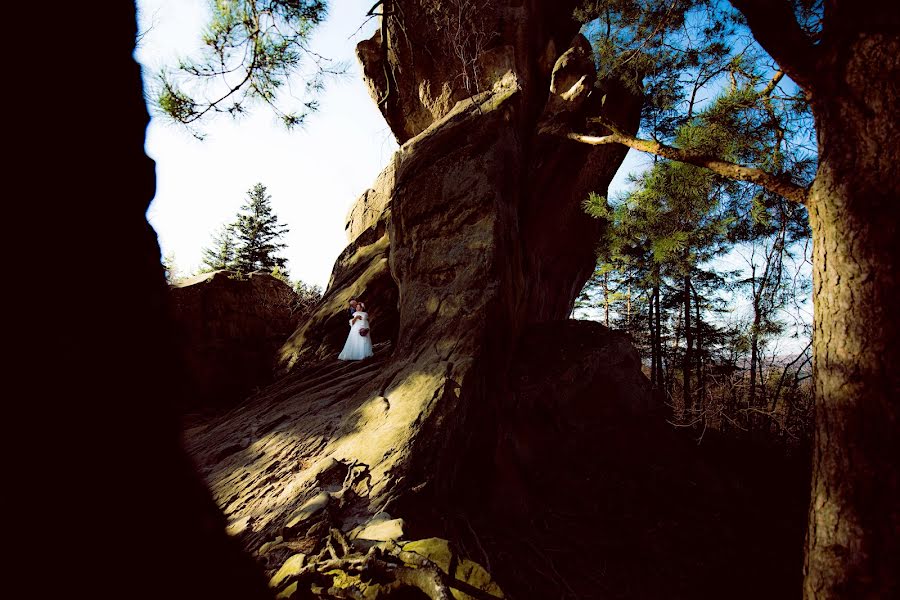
xmin=803 ymin=30 xmax=900 ymax=600
xmin=170 ymin=271 xmax=299 ymax=413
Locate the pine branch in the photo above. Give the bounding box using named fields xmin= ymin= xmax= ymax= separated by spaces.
xmin=555 ymin=116 xmax=809 ymax=204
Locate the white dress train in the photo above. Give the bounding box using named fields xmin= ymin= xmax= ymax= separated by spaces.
xmin=338 ymin=310 xmax=374 ymax=360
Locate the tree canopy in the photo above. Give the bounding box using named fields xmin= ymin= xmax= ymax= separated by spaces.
xmin=152 ymin=0 xmax=339 ymax=136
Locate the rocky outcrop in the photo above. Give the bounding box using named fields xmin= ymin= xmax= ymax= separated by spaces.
xmin=186 ymin=321 xmax=807 ymax=600
xmin=268 ymin=0 xmax=644 ymax=536
xmin=357 ymin=0 xmax=587 ymax=144
xmin=170 ymin=271 xmax=299 ymax=413
xmin=184 ymin=321 xmax=654 ymax=571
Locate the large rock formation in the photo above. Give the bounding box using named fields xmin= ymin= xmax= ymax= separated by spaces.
xmin=170 ymin=271 xmax=299 ymax=413
xmin=181 ymin=3 xmax=654 ymax=595
xmin=274 ymin=0 xmax=643 ymax=520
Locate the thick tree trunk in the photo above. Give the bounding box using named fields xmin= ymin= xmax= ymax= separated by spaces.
xmin=803 ymin=31 xmax=900 ymax=600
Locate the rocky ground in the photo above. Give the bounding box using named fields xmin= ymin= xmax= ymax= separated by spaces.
xmin=182 ymin=323 xmax=809 ymax=600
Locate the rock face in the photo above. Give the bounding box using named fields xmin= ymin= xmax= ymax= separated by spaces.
xmin=267 ymin=0 xmax=645 ymax=529
xmin=277 ymin=217 xmax=399 ymax=370
xmin=187 ymin=322 xmax=807 ymax=600
xmin=170 ymin=271 xmax=299 ymax=412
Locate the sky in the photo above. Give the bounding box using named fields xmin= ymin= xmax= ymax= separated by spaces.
xmin=135 ymin=0 xmax=650 ymax=289
xmin=135 ymin=0 xmax=401 ymax=288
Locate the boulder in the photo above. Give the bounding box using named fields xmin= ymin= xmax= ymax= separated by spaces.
xmin=169 ymin=271 xmax=299 ymax=412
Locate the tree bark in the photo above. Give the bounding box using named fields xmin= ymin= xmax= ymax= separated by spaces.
xmin=802 ymin=30 xmax=900 ymax=599
xmin=603 ymin=270 xmax=610 ymax=327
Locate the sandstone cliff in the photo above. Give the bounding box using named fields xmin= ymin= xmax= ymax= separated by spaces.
xmin=170 ymin=271 xmax=300 ymax=413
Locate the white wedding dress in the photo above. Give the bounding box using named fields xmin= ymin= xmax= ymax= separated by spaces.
xmin=338 ymin=310 xmax=374 ymax=360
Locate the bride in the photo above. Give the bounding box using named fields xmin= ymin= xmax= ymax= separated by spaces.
xmin=338 ymin=302 xmax=374 ymax=360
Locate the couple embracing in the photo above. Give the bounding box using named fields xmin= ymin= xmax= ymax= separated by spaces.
xmin=338 ymin=299 xmax=374 ymax=361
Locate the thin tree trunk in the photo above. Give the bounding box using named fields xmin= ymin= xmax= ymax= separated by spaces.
xmin=683 ymin=273 xmax=693 ymax=417
xmin=748 ymin=264 xmax=760 ymax=427
xmin=691 ymin=282 xmax=705 ymax=417
xmin=626 ymin=281 xmax=632 ymax=326
xmin=603 ymin=270 xmax=609 ymax=327
xmin=654 ymin=282 xmax=663 ymax=392
xmin=669 ymin=309 xmax=681 ymax=404
xmin=649 ymin=288 xmax=657 ymax=389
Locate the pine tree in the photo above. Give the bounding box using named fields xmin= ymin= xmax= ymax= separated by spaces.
xmin=162 ymin=252 xmax=180 ymax=284
xmin=200 ymin=224 xmax=237 ymax=272
xmin=152 ymin=0 xmax=333 ymax=136
xmin=231 ymin=183 xmax=290 ymax=276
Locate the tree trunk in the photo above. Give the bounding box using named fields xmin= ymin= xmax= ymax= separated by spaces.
xmin=748 ymin=265 xmax=760 ymax=423
xmin=649 ymin=287 xmax=657 ymax=389
xmin=654 ymin=281 xmax=664 ymax=392
xmin=604 ymin=270 xmax=610 ymax=327
xmin=691 ymin=282 xmax=705 ymax=417
xmin=683 ymin=273 xmax=693 ymax=417
xmin=802 ymin=31 xmax=900 ymax=600
xmin=626 ymin=281 xmax=632 ymax=325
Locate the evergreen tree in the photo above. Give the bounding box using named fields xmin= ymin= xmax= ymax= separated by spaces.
xmin=231 ymin=183 xmax=290 ymax=275
xmin=152 ymin=0 xmax=336 ymax=136
xmin=161 ymin=252 xmax=181 ymax=284
xmin=200 ymin=224 xmax=237 ymax=272
xmin=291 ymin=280 xmax=324 ymax=315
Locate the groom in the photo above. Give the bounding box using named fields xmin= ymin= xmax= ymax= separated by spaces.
xmin=348 ymin=299 xmax=359 ymax=317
